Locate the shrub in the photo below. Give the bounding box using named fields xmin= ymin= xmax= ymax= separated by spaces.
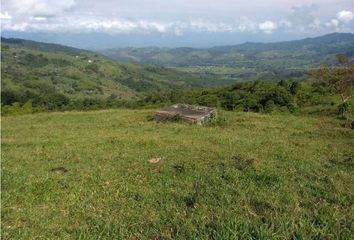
xmin=338 ymin=102 xmax=350 ymax=117
xmin=2 ymin=101 xmax=33 ymax=116
xmin=264 ymin=100 xmax=275 ymax=113
xmin=220 ymin=92 xmax=237 ymax=110
xmin=197 ymin=94 xmax=219 ymax=107
xmin=290 ymin=81 xmax=301 ymax=95
xmin=1 ymin=89 xmax=20 ymax=105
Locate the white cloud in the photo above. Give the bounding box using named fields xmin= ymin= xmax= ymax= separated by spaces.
xmin=32 ymin=16 xmax=47 ymax=21
xmin=1 ymin=17 xmax=179 ymax=34
xmin=321 ymin=10 xmax=354 ymax=31
xmin=10 ymin=0 xmax=76 ymax=18
xmin=325 ymin=19 xmax=340 ymax=30
xmin=1 ymin=1 xmax=353 ymax=35
xmin=324 ymin=18 xmax=341 ymax=31
xmin=0 ymin=0 xmax=354 ymax=35
xmin=1 ymin=16 xmax=265 ymax=34
xmin=337 ymin=10 xmax=353 ymax=23
xmin=189 ymin=19 xmax=233 ymax=32
xmin=258 ymin=21 xmax=277 ymax=34
xmin=308 ymin=18 xmax=322 ymax=31
xmin=0 ymin=11 xmax=12 ymax=20
xmin=238 ymin=17 xmax=257 ymax=32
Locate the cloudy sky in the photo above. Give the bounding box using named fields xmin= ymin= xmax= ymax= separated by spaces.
xmin=1 ymin=0 xmax=354 ymax=47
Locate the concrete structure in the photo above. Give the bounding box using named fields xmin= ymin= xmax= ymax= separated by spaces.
xmin=154 ymin=104 xmax=217 ymax=125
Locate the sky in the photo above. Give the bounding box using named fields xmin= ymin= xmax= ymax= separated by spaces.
xmin=1 ymin=0 xmax=354 ymax=48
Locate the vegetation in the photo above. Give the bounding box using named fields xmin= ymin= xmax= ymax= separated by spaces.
xmin=312 ymin=54 xmax=354 ymax=117
xmin=2 ymin=109 xmax=354 ymax=239
xmin=1 ymin=37 xmax=224 ymax=111
xmin=2 ymin=36 xmax=353 ymax=117
xmin=101 ymin=33 xmax=354 ymax=81
xmin=143 ymin=80 xmax=354 ymax=119
xmin=3 ymin=78 xmax=353 ymax=119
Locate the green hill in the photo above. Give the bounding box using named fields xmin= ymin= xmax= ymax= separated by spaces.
xmin=1 ymin=38 xmax=226 ymax=108
xmin=2 ymin=109 xmax=353 ymax=239
xmin=100 ymin=33 xmax=354 ymax=81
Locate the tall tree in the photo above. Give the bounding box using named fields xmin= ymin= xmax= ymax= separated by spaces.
xmin=312 ymin=54 xmax=354 ymax=116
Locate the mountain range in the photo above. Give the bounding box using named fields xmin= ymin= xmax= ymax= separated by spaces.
xmin=99 ymin=33 xmax=354 ymax=81
xmin=100 ymin=33 xmax=354 ymax=66
xmin=2 ymin=33 xmax=354 ymax=108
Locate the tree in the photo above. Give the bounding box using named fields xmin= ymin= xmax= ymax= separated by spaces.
xmin=1 ymin=89 xmax=20 ymax=105
xmin=197 ymin=94 xmax=219 ymax=107
xmin=264 ymin=100 xmax=275 ymax=113
xmin=312 ymin=54 xmax=354 ymax=116
xmin=290 ymin=81 xmax=301 ymax=95
xmin=336 ymin=54 xmax=348 ymax=65
xmin=220 ymin=92 xmax=237 ymax=111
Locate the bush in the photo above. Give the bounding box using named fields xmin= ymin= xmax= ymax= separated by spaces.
xmin=1 ymin=89 xmax=21 ymax=105
xmin=2 ymin=101 xmax=33 ymax=116
xmin=23 ymin=53 xmax=48 ymax=67
xmin=197 ymin=94 xmax=219 ymax=107
xmin=264 ymin=100 xmax=275 ymax=113
xmin=338 ymin=102 xmax=350 ymax=116
xmin=85 ymin=63 xmax=99 ymax=73
xmin=290 ymin=81 xmax=301 ymax=95
xmin=145 ymin=114 xmax=154 ymax=121
xmin=220 ymin=92 xmax=237 ymax=111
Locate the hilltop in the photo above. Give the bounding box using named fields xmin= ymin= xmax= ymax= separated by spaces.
xmin=2 ymin=109 xmax=353 ymax=239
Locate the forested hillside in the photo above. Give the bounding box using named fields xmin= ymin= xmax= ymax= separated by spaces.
xmin=1 ymin=38 xmax=225 ymax=109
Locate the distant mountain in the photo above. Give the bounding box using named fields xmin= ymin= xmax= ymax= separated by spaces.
xmin=100 ymin=33 xmax=354 ymax=66
xmin=99 ymin=33 xmax=354 ymax=81
xmin=1 ymin=38 xmax=223 ymax=107
xmin=1 ymin=37 xmax=92 ymax=56
xmin=1 ymin=31 xmax=317 ymax=49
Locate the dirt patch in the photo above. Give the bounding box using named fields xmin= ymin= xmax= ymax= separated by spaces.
xmin=51 ymin=167 xmax=68 ymax=173
xmin=231 ymin=154 xmax=255 ymax=170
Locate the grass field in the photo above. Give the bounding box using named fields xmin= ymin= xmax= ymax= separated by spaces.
xmin=1 ymin=109 xmax=354 ymax=239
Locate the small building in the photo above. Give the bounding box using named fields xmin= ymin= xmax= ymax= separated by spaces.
xmin=154 ymin=104 xmax=217 ymax=125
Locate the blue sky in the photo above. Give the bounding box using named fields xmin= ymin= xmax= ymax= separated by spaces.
xmin=1 ymin=0 xmax=354 ymax=47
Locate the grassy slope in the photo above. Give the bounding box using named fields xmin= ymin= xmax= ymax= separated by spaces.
xmin=2 ymin=109 xmax=353 ymax=239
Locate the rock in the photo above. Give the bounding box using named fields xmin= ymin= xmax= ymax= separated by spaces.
xmin=148 ymin=158 xmax=161 ymax=163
